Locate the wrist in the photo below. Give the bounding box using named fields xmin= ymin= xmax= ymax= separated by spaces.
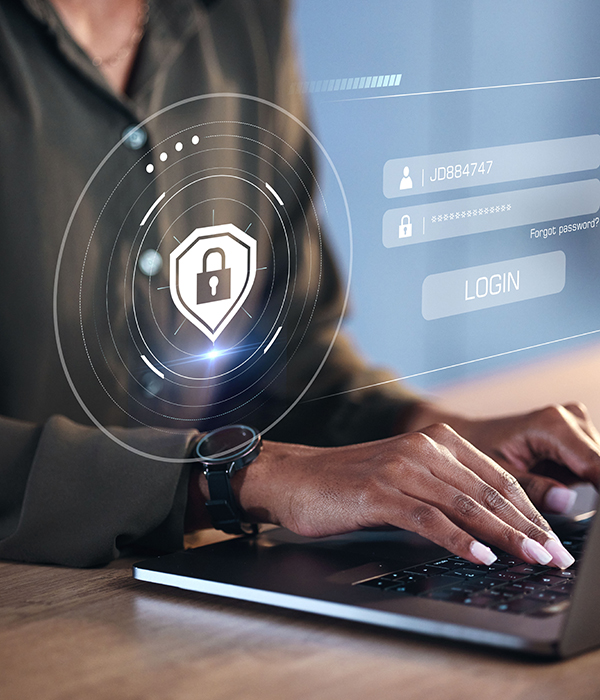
xmin=188 ymin=425 xmax=263 ymax=535
xmin=188 ymin=460 xmax=276 ymax=528
xmin=185 ymin=441 xmax=281 ymax=533
xmin=230 ymin=440 xmax=325 ymax=533
xmin=185 ymin=447 xmax=274 ymax=535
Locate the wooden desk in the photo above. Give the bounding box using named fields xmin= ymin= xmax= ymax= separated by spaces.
xmin=2 ymin=344 xmax=600 ymax=700
xmin=2 ymin=555 xmax=600 ymax=700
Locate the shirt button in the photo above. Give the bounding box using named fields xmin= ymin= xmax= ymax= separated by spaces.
xmin=122 ymin=125 xmax=148 ymax=150
xmin=141 ymin=371 xmax=162 ymax=397
xmin=138 ymin=250 xmax=163 ymax=276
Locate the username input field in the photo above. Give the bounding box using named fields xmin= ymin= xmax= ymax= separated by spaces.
xmin=384 ymin=135 xmax=600 ymax=199
xmin=382 ymin=179 xmax=600 ymax=248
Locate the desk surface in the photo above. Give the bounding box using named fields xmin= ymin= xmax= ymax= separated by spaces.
xmin=2 ymin=344 xmax=600 ymax=700
xmin=2 ymin=555 xmax=600 ymax=700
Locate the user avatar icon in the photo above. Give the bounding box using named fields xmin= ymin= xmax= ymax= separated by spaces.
xmin=400 ymin=166 xmax=413 ymax=190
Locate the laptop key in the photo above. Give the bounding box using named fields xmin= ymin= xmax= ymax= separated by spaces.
xmin=379 ymin=571 xmax=409 ymax=582
xmin=451 ymin=562 xmax=508 ymax=573
xmin=555 ymin=569 xmax=576 ymax=579
xmin=450 ymin=576 xmax=503 ymax=592
xmin=443 ymin=580 xmax=485 ymax=594
xmin=499 ymin=583 xmax=528 ymax=596
xmin=529 ymin=591 xmax=569 ymax=603
xmin=405 ymin=564 xmax=451 ymax=576
xmin=431 ymin=558 xmax=463 ymax=568
xmin=427 ymin=588 xmax=472 ymax=602
xmin=487 ymin=585 xmax=512 ymax=596
xmin=495 ymin=553 xmax=526 ymax=566
xmin=392 ymin=575 xmax=457 ymax=595
xmin=506 ymin=564 xmax=550 ymax=575
xmin=520 ymin=580 xmax=549 ymax=592
xmin=488 ymin=588 xmax=515 ymax=599
xmin=447 ymin=569 xmax=472 ymax=578
xmin=453 ymin=582 xmax=488 ymax=594
xmin=487 ymin=570 xmax=529 ymax=582
xmin=359 ymin=577 xmax=399 ymax=590
xmin=445 ymin=558 xmax=472 ymax=568
xmin=463 ymin=594 xmax=498 ymax=607
xmin=528 ymin=573 xmax=564 ymax=586
xmin=381 ymin=573 xmax=424 ymax=584
xmin=494 ymin=598 xmax=548 ymax=614
xmin=458 ymin=569 xmax=491 ymax=579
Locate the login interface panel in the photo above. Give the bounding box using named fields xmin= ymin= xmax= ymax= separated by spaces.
xmin=293 ymin=1 xmax=600 ymax=388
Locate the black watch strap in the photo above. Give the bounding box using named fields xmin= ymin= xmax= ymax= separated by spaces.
xmin=204 ymin=468 xmax=258 ymax=535
xmin=194 ymin=425 xmax=262 ymax=535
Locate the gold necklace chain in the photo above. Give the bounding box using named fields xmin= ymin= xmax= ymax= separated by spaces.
xmin=92 ymin=1 xmax=149 ymax=68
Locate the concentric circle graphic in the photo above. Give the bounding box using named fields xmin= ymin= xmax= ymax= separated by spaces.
xmin=53 ymin=94 xmax=352 ymax=461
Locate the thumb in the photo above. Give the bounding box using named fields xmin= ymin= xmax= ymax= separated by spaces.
xmin=517 ymin=473 xmax=578 ymax=515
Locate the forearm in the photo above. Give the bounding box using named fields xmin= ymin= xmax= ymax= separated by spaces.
xmin=0 ymin=414 xmax=197 ymax=567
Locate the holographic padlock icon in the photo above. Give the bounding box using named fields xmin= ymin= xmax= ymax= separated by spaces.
xmin=399 ymin=215 xmax=412 ymax=238
xmin=196 ymin=247 xmax=231 ymax=304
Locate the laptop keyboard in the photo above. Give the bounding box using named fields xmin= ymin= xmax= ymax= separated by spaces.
xmin=357 ymin=529 xmax=587 ymax=616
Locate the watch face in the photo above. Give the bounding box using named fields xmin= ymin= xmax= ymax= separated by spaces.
xmin=196 ymin=425 xmax=260 ymax=463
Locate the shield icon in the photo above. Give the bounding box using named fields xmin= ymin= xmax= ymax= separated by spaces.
xmin=169 ymin=224 xmax=257 ymax=343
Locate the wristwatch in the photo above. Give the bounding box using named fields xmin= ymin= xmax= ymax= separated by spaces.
xmin=193 ymin=424 xmax=262 ymax=535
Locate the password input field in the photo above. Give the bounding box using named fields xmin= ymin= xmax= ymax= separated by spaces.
xmin=382 ymin=179 xmax=600 ymax=248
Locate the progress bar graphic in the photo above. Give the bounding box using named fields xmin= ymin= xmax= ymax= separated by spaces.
xmin=293 ymin=73 xmax=402 ymax=94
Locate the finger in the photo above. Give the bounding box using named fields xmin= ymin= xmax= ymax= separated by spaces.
xmin=386 ymin=488 xmax=573 ymax=570
xmin=382 ymin=492 xmax=498 ymax=566
xmin=415 ymin=425 xmax=575 ymax=567
xmin=527 ymin=405 xmax=600 ymax=485
xmin=400 ymin=468 xmax=571 ymax=568
xmin=422 ymin=423 xmax=554 ymax=537
xmin=564 ymin=402 xmax=600 ymax=445
xmin=447 ymin=442 xmax=577 ymax=567
xmin=564 ymin=402 xmax=587 ymax=421
xmin=517 ymin=472 xmax=578 ymax=514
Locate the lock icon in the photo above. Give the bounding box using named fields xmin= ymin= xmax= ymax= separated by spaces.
xmin=197 ymin=247 xmax=231 ymax=304
xmin=399 ymin=215 xmax=412 ymax=238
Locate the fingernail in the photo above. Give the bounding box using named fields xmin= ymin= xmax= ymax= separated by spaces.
xmin=545 ymin=538 xmax=576 ymax=569
xmin=522 ymin=537 xmax=553 ymax=565
xmin=544 ymin=487 xmax=577 ymax=514
xmin=470 ymin=541 xmax=497 ymax=566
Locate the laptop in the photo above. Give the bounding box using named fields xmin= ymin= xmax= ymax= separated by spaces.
xmin=135 ymin=1 xmax=600 ymax=658
xmin=134 ymin=512 xmax=598 ymax=658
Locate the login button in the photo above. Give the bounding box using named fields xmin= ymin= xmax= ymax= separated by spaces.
xmin=422 ymin=251 xmax=566 ymax=320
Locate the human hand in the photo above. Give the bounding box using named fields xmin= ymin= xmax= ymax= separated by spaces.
xmin=218 ymin=423 xmax=574 ymax=568
xmin=407 ymin=402 xmax=600 ymax=518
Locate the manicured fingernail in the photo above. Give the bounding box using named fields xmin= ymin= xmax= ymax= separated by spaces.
xmin=545 ymin=538 xmax=575 ymax=569
xmin=522 ymin=537 xmax=553 ymax=565
xmin=470 ymin=541 xmax=497 ymax=566
xmin=544 ymin=487 xmax=577 ymax=514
